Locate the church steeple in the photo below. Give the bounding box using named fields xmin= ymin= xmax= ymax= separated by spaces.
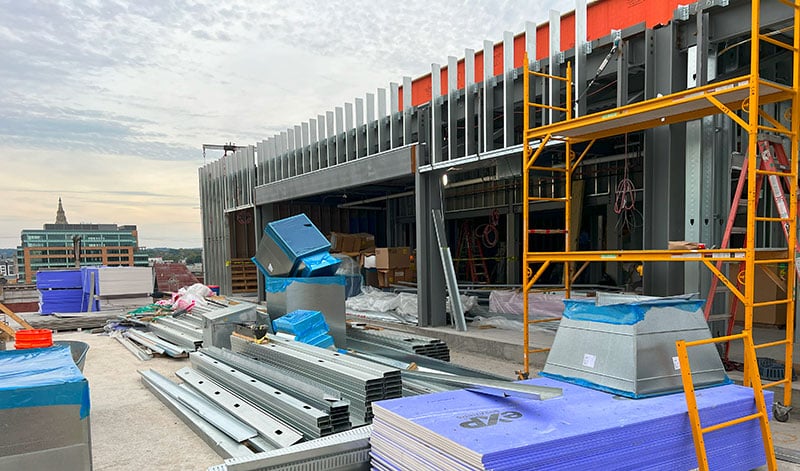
xmin=55 ymin=198 xmax=68 ymax=225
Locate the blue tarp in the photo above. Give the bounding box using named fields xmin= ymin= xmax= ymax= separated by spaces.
xmin=0 ymin=345 xmax=90 ymax=419
xmin=36 ymin=270 xmax=83 ymax=290
xmin=39 ymin=289 xmax=83 ymax=314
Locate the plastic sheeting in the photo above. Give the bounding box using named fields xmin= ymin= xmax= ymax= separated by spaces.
xmin=471 ymin=315 xmax=559 ymax=332
xmin=0 ymin=345 xmax=90 ymax=419
xmin=489 ymin=290 xmax=566 ymax=320
xmin=345 ymin=288 xmax=477 ymax=324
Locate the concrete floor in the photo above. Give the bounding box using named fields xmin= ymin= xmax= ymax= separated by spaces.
xmin=20 ymin=329 xmax=800 ymax=470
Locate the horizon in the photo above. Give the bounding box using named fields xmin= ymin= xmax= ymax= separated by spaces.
xmin=0 ymin=1 xmax=566 ymax=248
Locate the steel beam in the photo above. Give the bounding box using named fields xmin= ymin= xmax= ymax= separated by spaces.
xmin=643 ymin=23 xmax=687 ymax=296
xmin=254 ymin=145 xmax=415 ymax=205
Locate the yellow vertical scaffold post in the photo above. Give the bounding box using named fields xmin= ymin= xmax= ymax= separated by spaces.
xmin=521 ymin=0 xmax=798 ymax=427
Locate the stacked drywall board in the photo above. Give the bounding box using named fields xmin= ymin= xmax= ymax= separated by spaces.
xmin=82 ymin=266 xmax=153 ymax=311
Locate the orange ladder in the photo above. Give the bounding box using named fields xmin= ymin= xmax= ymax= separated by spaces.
xmin=676 ymin=331 xmax=776 ymax=471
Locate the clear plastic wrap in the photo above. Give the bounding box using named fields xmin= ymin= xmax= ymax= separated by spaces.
xmin=489 ymin=290 xmax=565 ymax=320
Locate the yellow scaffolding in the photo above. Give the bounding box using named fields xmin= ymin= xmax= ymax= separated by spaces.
xmin=521 ymin=0 xmax=799 ymax=416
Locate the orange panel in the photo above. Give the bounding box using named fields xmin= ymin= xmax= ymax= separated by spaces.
xmin=400 ymin=0 xmax=684 ymax=107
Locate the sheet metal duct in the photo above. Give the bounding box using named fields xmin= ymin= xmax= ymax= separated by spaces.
xmin=541 ymin=297 xmax=729 ymax=398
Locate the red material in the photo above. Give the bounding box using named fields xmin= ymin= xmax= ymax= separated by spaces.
xmin=15 ymin=329 xmax=53 ymax=349
xmin=400 ymin=0 xmax=684 ymax=110
xmin=153 ymin=262 xmax=200 ymax=294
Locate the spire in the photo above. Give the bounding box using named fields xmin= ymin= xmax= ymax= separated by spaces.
xmin=55 ymin=197 xmax=68 ymax=225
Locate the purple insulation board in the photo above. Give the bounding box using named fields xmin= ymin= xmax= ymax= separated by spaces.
xmin=370 ymin=377 xmax=771 ymax=470
xmin=39 ymin=289 xmax=83 ymax=314
xmin=36 ymin=269 xmax=82 ymax=290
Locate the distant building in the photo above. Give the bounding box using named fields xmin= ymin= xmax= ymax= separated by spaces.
xmin=16 ymin=199 xmax=149 ymax=283
xmin=0 ymin=259 xmax=15 ymax=278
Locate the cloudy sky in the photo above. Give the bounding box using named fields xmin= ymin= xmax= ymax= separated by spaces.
xmin=0 ymin=0 xmax=568 ymax=248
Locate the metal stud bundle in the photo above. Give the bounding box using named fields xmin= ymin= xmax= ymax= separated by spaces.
xmin=190 ymin=349 xmax=350 ymax=439
xmin=230 ymin=335 xmax=401 ymax=423
xmin=346 ymin=326 xmax=450 ymax=361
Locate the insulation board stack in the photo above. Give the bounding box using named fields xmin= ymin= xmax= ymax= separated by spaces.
xmin=82 ymin=266 xmax=153 ymax=311
xmin=273 ymin=309 xmax=335 ymax=349
xmin=370 ymin=378 xmax=772 ymax=470
xmin=346 ymin=327 xmax=450 ymax=361
xmin=231 ymin=334 xmax=401 ymax=424
xmin=36 ymin=269 xmax=83 ymax=314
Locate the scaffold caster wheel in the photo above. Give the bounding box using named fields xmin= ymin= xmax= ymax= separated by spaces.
xmin=774 ymin=402 xmax=792 ymax=423
xmin=515 ymin=370 xmax=529 ymax=381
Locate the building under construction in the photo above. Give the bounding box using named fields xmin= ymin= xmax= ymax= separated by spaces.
xmin=196 ymin=0 xmax=799 ymax=466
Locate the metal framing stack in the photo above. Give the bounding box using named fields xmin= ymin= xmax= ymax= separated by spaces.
xmin=522 ymin=0 xmax=798 ymax=415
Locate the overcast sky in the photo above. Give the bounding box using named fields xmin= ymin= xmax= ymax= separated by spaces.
xmin=0 ymin=0 xmax=569 ymax=248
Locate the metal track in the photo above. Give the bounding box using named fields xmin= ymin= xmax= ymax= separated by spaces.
xmin=207 ymin=426 xmax=372 ymax=471
xmin=176 ymin=367 xmax=303 ymax=448
xmin=345 ymin=337 xmax=507 ymax=380
xmin=346 ymin=327 xmax=450 ymax=361
xmin=112 ymin=332 xmax=152 ymax=361
xmin=190 ymin=351 xmax=346 ymax=439
xmin=231 ymin=337 xmax=392 ymax=422
xmin=125 ymin=329 xmax=187 ymax=357
xmin=200 ymin=347 xmax=350 ymax=418
xmin=140 ymin=370 xmax=254 ymax=459
xmin=139 ymin=369 xmax=258 ymax=443
xmin=149 ymin=322 xmax=202 ymax=351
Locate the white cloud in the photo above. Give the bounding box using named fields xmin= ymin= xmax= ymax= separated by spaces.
xmin=0 ymin=0 xmax=571 ymax=247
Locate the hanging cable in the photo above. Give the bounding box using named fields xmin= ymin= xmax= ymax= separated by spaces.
xmin=614 ymin=133 xmax=642 ymax=234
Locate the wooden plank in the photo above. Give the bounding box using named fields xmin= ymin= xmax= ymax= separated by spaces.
xmin=0 ymin=321 xmax=16 ymax=338
xmin=0 ymin=302 xmax=34 ymax=330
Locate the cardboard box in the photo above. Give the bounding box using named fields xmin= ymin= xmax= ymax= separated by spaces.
xmin=377 ymin=269 xmax=407 ymax=287
xmin=375 ymin=247 xmax=410 ymax=269
xmin=733 ymin=249 xmax=787 ymax=326
xmin=364 ymin=268 xmax=379 ymax=288
xmin=330 ymin=232 xmax=375 ymax=253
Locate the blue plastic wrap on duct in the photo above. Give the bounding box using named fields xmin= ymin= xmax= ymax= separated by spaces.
xmin=264 ymin=214 xmax=331 ymax=261
xmin=0 ymin=345 xmax=90 ymax=419
xmin=294 ymin=252 xmax=342 ymax=277
xmin=562 ymin=298 xmax=706 ymax=325
xmin=36 ymin=270 xmax=82 ymax=290
xmin=264 ymin=275 xmax=345 ymax=293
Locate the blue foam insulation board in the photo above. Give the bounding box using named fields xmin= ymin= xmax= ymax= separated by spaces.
xmin=371 ymin=377 xmax=771 ymax=470
xmin=0 ymin=345 xmax=90 ymax=419
xmin=39 ymin=289 xmax=83 ymax=314
xmin=273 ymin=310 xmax=329 ymax=336
xmin=35 ymin=269 xmax=83 ymax=290
xmin=264 ymin=214 xmax=331 ymax=263
xmin=294 ymin=252 xmax=341 ymax=277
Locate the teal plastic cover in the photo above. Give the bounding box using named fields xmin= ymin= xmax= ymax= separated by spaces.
xmin=562 ymin=298 xmax=706 ymax=325
xmin=0 ymin=345 xmax=90 ymax=418
xmin=264 ymin=275 xmax=346 ymax=293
